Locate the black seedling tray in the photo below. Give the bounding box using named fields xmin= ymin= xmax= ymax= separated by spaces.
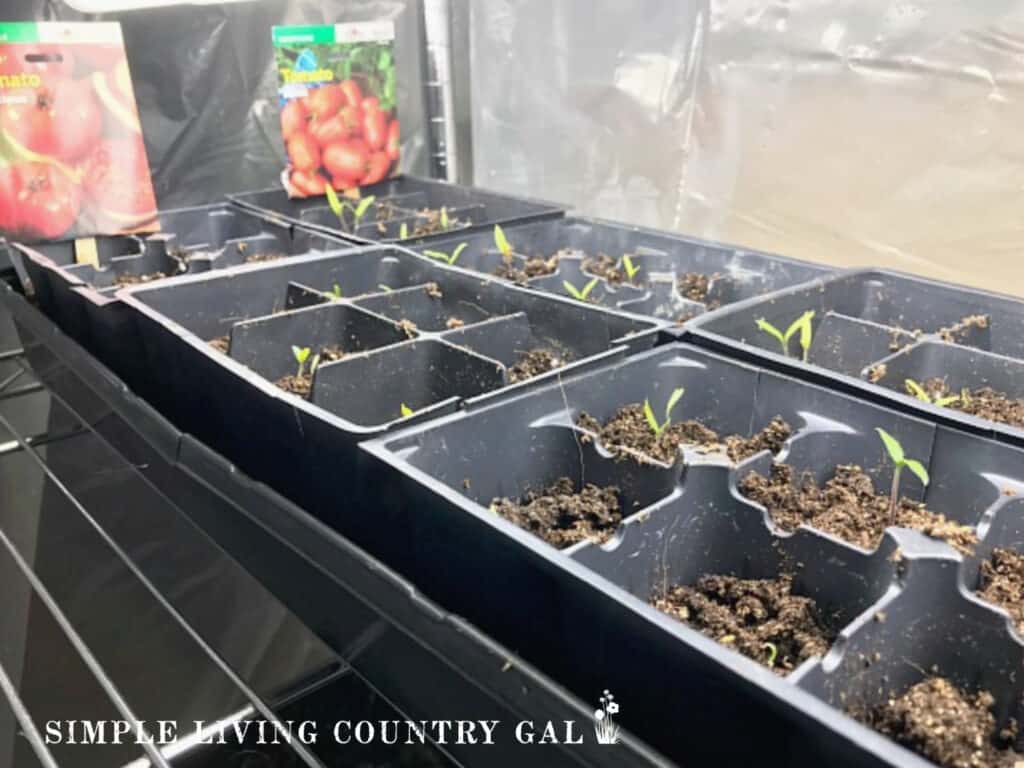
xmin=361 ymin=342 xmax=1024 ymax=767
xmin=9 ymin=202 xmax=349 ymax=397
xmin=117 ymin=246 xmax=664 ymax=540
xmin=407 ymin=215 xmax=833 ymax=321
xmin=686 ymin=268 xmax=1024 ymax=446
xmin=3 ymin=281 xmax=666 ymax=767
xmin=228 ymin=175 xmax=565 ymax=244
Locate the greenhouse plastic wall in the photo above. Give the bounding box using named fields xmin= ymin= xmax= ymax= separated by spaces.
xmin=466 ymin=1 xmax=1024 ymax=296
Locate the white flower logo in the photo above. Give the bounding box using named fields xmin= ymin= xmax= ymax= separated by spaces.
xmin=594 ymin=690 xmax=621 ymax=745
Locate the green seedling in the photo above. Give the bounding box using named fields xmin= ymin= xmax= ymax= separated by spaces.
xmin=762 ymin=642 xmax=779 ymax=669
xmin=377 ymin=283 xmax=393 ymax=293
xmin=643 ymin=387 xmax=686 ymax=438
xmin=622 ymin=254 xmax=641 ymax=281
xmin=876 ymin=428 xmax=930 ymax=525
xmin=563 ymin=277 xmax=599 ymax=302
xmin=327 ymin=283 xmax=342 ymax=300
xmin=904 ymin=379 xmax=960 ymax=407
xmin=494 ymin=224 xmax=513 ymax=265
xmin=756 ymin=310 xmax=815 ymax=362
xmin=325 ymin=185 xmax=376 ymax=231
xmin=440 ymin=206 xmax=450 ymax=230
xmin=399 ymin=222 xmax=409 ymax=240
xmin=423 ymin=242 xmax=468 ymax=266
xmin=400 ymin=403 xmax=414 ymax=418
xmin=291 ymin=345 xmax=312 ymax=379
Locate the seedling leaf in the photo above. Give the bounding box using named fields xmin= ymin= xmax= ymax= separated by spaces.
xmin=905 ymin=379 xmax=930 ymax=402
xmin=876 ymin=428 xmax=904 ymax=464
xmin=324 ymin=184 xmax=344 ymax=219
xmin=494 ymin=225 xmax=512 ymax=258
xmin=399 ymin=222 xmax=409 ymax=239
xmin=935 ymin=395 xmax=960 ymax=407
xmin=665 ymin=387 xmax=685 ymax=422
xmin=643 ymin=399 xmax=661 ymax=436
xmin=904 ymin=458 xmax=930 ymax=487
xmin=400 ymin=403 xmax=414 ymax=418
xmin=423 ymin=250 xmax=449 ymax=261
xmin=623 ymin=255 xmax=640 ymax=280
xmin=580 ymin=277 xmax=598 ymax=299
xmin=292 ymin=346 xmax=311 ymax=365
xmin=354 ymin=195 xmax=376 ymax=220
xmin=450 ymin=243 xmax=467 ymax=265
xmin=440 ymin=206 xmax=450 ymax=230
xmin=563 ymin=280 xmax=583 ymax=300
xmin=756 ymin=318 xmax=787 ymax=350
xmin=309 ymin=354 xmax=321 ymax=375
xmin=797 ymin=310 xmax=814 ymax=361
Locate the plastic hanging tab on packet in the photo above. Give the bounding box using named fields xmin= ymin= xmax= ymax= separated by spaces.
xmin=0 ymin=21 xmax=158 ymax=243
xmin=271 ymin=22 xmax=399 ymax=198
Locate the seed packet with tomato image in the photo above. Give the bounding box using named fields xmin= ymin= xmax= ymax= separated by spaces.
xmin=0 ymin=22 xmax=157 ymax=242
xmin=272 ymin=22 xmax=399 ymax=197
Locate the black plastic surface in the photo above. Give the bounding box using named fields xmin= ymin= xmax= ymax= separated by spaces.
xmin=687 ymin=268 xmax=1024 ymax=446
xmin=362 ymin=342 xmax=1024 ymax=768
xmin=229 ymin=175 xmax=565 ymax=244
xmin=2 ymin=281 xmax=668 ymax=767
xmin=408 ymin=215 xmax=833 ymax=321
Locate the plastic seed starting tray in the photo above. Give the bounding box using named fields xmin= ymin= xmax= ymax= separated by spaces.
xmin=361 ymin=342 xmax=1024 ymax=768
xmin=2 ymin=279 xmax=667 ymax=768
xmin=406 ymin=216 xmax=833 ymax=321
xmin=9 ymin=202 xmax=347 ymax=396
xmin=228 ymin=175 xmax=565 ymax=244
xmin=117 ymin=246 xmax=664 ymax=532
xmin=687 ymin=268 xmax=1024 ymax=446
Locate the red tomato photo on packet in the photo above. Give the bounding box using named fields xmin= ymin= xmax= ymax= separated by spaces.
xmin=272 ymin=22 xmax=399 ymax=198
xmin=0 ymin=22 xmax=157 ymax=242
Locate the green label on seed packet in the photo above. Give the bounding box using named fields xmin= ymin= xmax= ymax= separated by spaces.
xmin=272 ymin=21 xmax=398 ymax=197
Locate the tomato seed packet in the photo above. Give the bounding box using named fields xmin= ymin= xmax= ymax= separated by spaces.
xmin=272 ymin=22 xmax=399 ymax=197
xmin=0 ymin=22 xmax=158 ymax=243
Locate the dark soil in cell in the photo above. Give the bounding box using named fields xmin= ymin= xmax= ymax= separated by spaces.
xmin=490 ymin=476 xmax=622 ymax=549
xmin=854 ymin=677 xmax=1022 ymax=768
xmin=937 ymin=313 xmax=989 ymax=344
xmin=677 ymin=272 xmax=715 ymax=304
xmin=866 ymin=363 xmax=887 ymax=383
xmin=977 ymin=547 xmax=1024 ymax=633
xmin=319 ymin=345 xmax=346 ymax=363
xmin=723 ymin=417 xmax=793 ymax=462
xmin=740 ymin=463 xmax=977 ymax=554
xmin=115 ymin=271 xmax=168 ymax=287
xmin=379 ymin=206 xmax=464 ymax=238
xmin=576 ymin=404 xmax=791 ymax=465
xmin=276 ymin=373 xmax=311 ymax=398
xmin=494 ymin=254 xmax=559 ymax=284
xmin=208 ymin=335 xmax=230 ymax=354
xmin=652 ymin=574 xmax=835 ymax=675
xmin=582 ymin=253 xmax=641 ymax=285
xmin=274 ymin=346 xmax=345 ymax=399
xmin=507 ymin=348 xmax=567 ymax=384
xmin=918 ymin=379 xmax=1024 ymax=429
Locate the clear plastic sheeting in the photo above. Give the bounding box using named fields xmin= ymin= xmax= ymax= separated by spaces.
xmin=470 ymin=1 xmax=1024 ymax=295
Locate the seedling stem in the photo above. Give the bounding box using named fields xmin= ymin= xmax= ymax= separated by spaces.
xmin=876 ymin=428 xmax=929 ymax=525
xmin=494 ymin=225 xmax=513 ymax=265
xmin=622 ymin=255 xmax=641 ymax=281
